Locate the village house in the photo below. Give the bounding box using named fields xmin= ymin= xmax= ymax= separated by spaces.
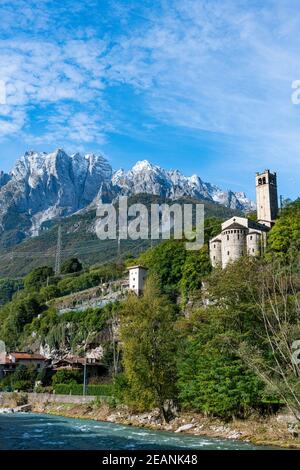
xmin=0 ymin=351 xmax=46 ymax=379
xmin=128 ymin=265 xmax=148 ymax=296
xmin=51 ymin=356 xmax=107 ymax=379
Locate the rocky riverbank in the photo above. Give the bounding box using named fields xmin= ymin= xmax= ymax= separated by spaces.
xmin=1 ymin=392 xmax=299 ymax=448
xmin=30 ymin=400 xmax=300 ymax=449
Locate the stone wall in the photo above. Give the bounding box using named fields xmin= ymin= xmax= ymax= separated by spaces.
xmin=28 ymin=392 xmax=97 ymax=404
xmin=0 ymin=392 xmax=97 ymax=405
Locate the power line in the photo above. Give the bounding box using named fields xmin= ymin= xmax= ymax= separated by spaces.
xmin=0 ymin=222 xmax=221 ymax=262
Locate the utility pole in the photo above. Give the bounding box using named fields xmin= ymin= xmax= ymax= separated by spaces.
xmin=55 ymin=225 xmax=62 ymax=275
xmin=280 ymin=195 xmax=284 ymax=212
xmin=117 ymin=236 xmax=121 ymax=265
xmin=83 ymin=358 xmax=87 ymax=396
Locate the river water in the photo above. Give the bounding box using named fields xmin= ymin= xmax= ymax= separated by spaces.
xmin=0 ymin=413 xmax=272 ymax=450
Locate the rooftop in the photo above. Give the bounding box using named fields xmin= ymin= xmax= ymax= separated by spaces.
xmin=9 ymin=352 xmax=45 ymax=360
xmin=127 ymin=265 xmax=148 ymax=271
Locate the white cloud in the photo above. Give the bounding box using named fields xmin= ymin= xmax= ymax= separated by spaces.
xmin=0 ymin=36 xmax=110 ymax=143
xmin=105 ymin=0 xmax=300 ymax=170
xmin=1 ymin=0 xmax=300 ymax=181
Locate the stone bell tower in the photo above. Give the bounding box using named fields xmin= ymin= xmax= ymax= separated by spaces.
xmin=256 ymin=170 xmax=278 ymax=227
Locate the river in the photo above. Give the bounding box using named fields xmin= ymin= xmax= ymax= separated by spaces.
xmin=0 ymin=413 xmax=272 ymax=450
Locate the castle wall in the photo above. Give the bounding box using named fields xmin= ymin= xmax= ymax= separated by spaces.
xmin=209 ymin=239 xmax=222 ymax=268
xmin=221 ymin=228 xmax=247 ymax=268
xmin=246 ymin=231 xmax=262 ymax=257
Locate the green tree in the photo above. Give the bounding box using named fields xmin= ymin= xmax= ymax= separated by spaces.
xmin=24 ymin=266 xmax=54 ymax=291
xmin=119 ymin=277 xmax=178 ymax=422
xmin=180 ymin=246 xmax=211 ymax=303
xmin=40 ymin=285 xmax=61 ymax=302
xmin=10 ymin=364 xmax=37 ymax=391
xmin=268 ymin=199 xmax=300 ymax=255
xmin=61 ymin=257 xmax=83 ymax=274
xmin=138 ymin=240 xmax=186 ymax=297
xmin=0 ymin=293 xmax=45 ymax=349
xmin=0 ymin=278 xmax=23 ymax=306
xmin=178 ymin=333 xmax=264 ymax=419
xmin=52 ymin=369 xmax=83 ymax=386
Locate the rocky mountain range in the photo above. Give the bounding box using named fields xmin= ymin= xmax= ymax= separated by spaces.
xmin=0 ymin=149 xmax=255 ymax=247
xmin=112 ymin=160 xmax=255 ymax=211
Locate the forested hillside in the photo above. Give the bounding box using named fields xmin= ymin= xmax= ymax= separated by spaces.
xmin=0 ymin=199 xmax=299 ymax=422
xmin=0 ymin=194 xmax=238 ymax=278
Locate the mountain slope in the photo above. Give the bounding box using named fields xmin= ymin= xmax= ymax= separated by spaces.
xmin=0 ymin=149 xmax=112 ymax=245
xmin=0 ymin=150 xmax=255 ymax=250
xmin=0 ymin=194 xmax=241 ymax=278
xmin=112 ymin=160 xmax=255 ymax=211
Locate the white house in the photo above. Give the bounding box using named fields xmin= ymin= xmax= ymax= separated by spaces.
xmin=128 ymin=265 xmax=148 ymax=296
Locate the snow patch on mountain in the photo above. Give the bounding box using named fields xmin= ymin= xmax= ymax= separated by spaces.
xmin=112 ymin=160 xmax=255 ymax=211
xmin=0 ymin=149 xmax=112 ymax=239
xmin=0 ymin=152 xmax=255 ymax=245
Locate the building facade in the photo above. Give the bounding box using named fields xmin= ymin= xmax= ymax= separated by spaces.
xmin=128 ymin=265 xmax=148 ymax=296
xmin=0 ymin=351 xmax=46 ymax=379
xmin=209 ymin=170 xmax=278 ymax=269
xmin=256 ymin=170 xmax=278 ymax=227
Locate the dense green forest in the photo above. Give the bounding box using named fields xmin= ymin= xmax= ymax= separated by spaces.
xmin=0 ymin=199 xmax=300 ymax=422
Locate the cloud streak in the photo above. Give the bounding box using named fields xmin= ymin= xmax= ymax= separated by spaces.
xmin=0 ymin=0 xmax=300 ymax=190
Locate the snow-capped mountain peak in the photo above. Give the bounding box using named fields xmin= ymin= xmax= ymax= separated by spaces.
xmin=111 ymin=160 xmax=255 ymax=210
xmin=0 ymin=149 xmax=255 ymax=244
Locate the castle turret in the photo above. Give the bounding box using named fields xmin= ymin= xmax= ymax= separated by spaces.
xmin=221 ymin=221 xmax=247 ymax=268
xmin=247 ymin=231 xmax=262 ymax=257
xmin=256 ymin=170 xmax=278 ymax=227
xmin=209 ymin=236 xmax=222 ymax=267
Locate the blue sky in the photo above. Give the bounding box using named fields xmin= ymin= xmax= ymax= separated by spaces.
xmin=0 ymin=0 xmax=300 ymax=199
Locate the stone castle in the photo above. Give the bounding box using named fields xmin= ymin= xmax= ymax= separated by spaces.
xmin=209 ymin=170 xmax=278 ymax=269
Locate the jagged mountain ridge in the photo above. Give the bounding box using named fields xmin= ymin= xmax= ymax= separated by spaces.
xmin=0 ymin=149 xmax=255 ymax=247
xmin=112 ymin=160 xmax=255 ymax=211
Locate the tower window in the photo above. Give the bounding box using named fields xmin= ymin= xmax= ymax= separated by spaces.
xmin=227 ymin=235 xmax=229 ymax=241
xmin=227 ymin=251 xmax=230 ymax=256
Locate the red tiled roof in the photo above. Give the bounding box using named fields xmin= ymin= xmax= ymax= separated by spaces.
xmin=10 ymin=352 xmax=45 ymax=360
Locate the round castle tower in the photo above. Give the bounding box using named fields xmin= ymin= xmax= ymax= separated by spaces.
xmin=247 ymin=230 xmax=262 ymax=257
xmin=209 ymin=236 xmax=222 ymax=267
xmin=221 ymin=226 xmax=247 ymax=268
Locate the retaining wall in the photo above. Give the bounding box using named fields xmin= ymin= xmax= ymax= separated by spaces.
xmin=0 ymin=392 xmax=97 ymax=405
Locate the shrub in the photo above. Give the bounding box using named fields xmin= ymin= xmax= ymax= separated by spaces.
xmin=24 ymin=266 xmax=54 ymax=291
xmin=52 ymin=369 xmax=83 ymax=386
xmin=61 ymin=258 xmax=83 ymax=275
